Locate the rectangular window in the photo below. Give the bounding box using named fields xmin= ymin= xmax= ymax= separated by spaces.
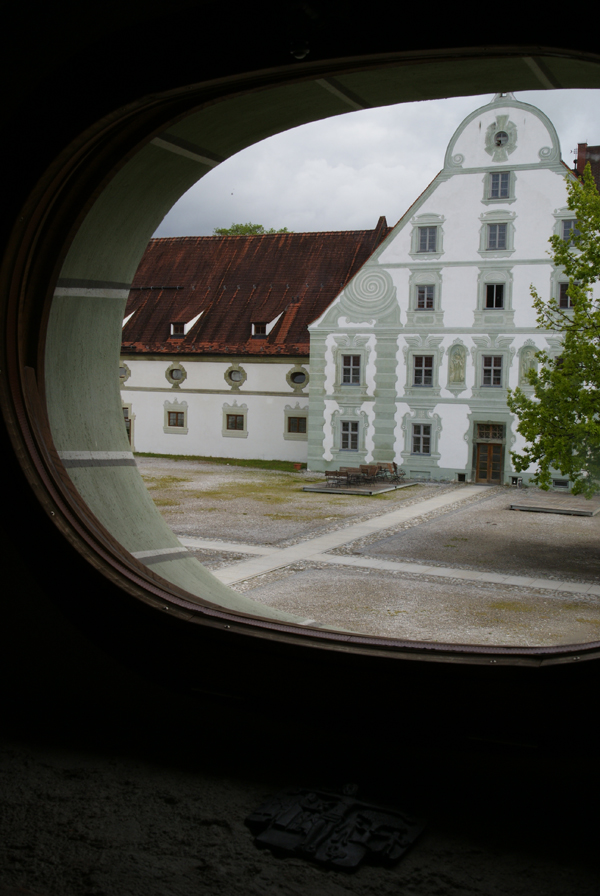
xmin=482 ymin=355 xmax=503 ymax=387
xmin=417 ymin=285 xmax=435 ymax=309
xmin=226 ymin=414 xmax=244 ymax=430
xmin=168 ymin=411 xmax=185 ymax=427
xmin=418 ymin=226 xmax=437 ymax=253
xmin=413 ymin=355 xmax=434 ymax=387
xmin=412 ymin=424 xmax=431 ymax=455
xmin=562 ymin=219 xmax=579 ymax=243
xmin=559 ymin=283 xmax=574 ymax=308
xmin=342 ymin=354 xmax=361 ymax=385
xmin=252 ymin=323 xmax=267 ymax=336
xmin=341 ymin=421 xmax=358 ymax=450
xmin=487 ymin=223 xmax=507 ymax=250
xmin=477 ymin=424 xmax=504 ymax=440
xmin=485 ymin=284 xmax=504 ymax=308
xmin=288 ymin=417 xmax=307 ymax=434
xmin=171 ymin=322 xmax=184 ymax=336
xmin=490 ymin=172 xmax=510 ymax=199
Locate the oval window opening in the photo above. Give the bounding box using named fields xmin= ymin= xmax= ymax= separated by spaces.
xmin=28 ymin=72 xmax=600 ymax=663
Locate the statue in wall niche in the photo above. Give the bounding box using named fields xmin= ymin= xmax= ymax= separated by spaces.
xmin=448 ymin=345 xmax=466 ymax=384
xmin=519 ymin=347 xmax=537 ymax=384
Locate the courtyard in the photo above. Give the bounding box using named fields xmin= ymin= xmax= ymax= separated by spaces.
xmin=137 ymin=455 xmax=600 ymax=648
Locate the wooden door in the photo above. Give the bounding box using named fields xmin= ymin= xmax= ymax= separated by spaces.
xmin=476 ymin=443 xmax=503 ymax=483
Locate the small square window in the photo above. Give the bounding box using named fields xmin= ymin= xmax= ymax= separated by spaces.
xmin=490 ymin=172 xmax=510 ymax=199
xmin=485 ymin=284 xmax=504 ymax=308
xmin=559 ymin=283 xmax=574 ymax=308
xmin=171 ymin=322 xmax=184 ymax=336
xmin=253 ymin=323 xmax=267 ymax=336
xmin=413 ymin=355 xmax=433 ymax=387
xmin=412 ymin=424 xmax=431 ymax=455
xmin=417 ymin=285 xmax=435 ymax=309
xmin=168 ymin=411 xmax=185 ymax=427
xmin=288 ymin=417 xmax=306 ymax=434
xmin=341 ymin=421 xmax=358 ymax=450
xmin=418 ymin=227 xmax=437 ymax=253
xmin=487 ymin=223 xmax=507 ymax=250
xmin=342 ymin=355 xmax=361 ymax=385
xmin=226 ymin=414 xmax=244 ymax=430
xmin=482 ymin=355 xmax=503 ymax=387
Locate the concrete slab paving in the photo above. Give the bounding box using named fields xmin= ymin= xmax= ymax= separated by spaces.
xmin=213 ymin=486 xmax=487 ymax=585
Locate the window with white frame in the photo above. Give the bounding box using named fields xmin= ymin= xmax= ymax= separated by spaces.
xmin=562 ymin=219 xmax=579 ymax=243
xmin=407 ymin=269 xmax=444 ymax=326
xmin=490 ymin=172 xmax=510 ymax=199
xmin=417 ymin=285 xmax=435 ymax=309
xmin=163 ymin=399 xmax=188 ymax=434
xmin=412 ymin=424 xmax=431 ymax=455
xmin=487 ymin=223 xmax=507 ymax=250
xmin=485 ymin=284 xmax=504 ymax=309
xmin=410 ymin=215 xmax=445 ymax=260
xmin=413 ymin=355 xmax=434 ymax=387
xmin=341 ymin=420 xmax=359 ymax=450
xmin=283 ymin=404 xmax=308 ymax=441
xmin=474 ymin=268 xmax=514 ymax=326
xmin=559 ymin=283 xmax=575 ymax=308
xmin=418 ymin=226 xmax=437 ymax=253
xmin=222 ymin=403 xmax=248 ymax=438
xmin=482 ymin=355 xmax=503 ymax=387
xmin=479 ymin=211 xmax=515 ymax=256
xmin=341 ymin=354 xmax=361 ymax=385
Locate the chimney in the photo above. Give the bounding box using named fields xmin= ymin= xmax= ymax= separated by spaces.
xmin=576 ymin=143 xmax=588 ymax=177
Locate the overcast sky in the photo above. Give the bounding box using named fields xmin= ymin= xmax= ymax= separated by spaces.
xmin=153 ymin=90 xmax=600 ymax=238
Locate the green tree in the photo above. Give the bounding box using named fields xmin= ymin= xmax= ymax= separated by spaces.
xmin=507 ymin=163 xmax=600 ymax=497
xmin=212 ymin=222 xmax=290 ymax=235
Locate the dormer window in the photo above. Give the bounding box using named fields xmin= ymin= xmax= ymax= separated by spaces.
xmin=171 ymin=322 xmax=184 ymax=337
xmin=252 ymin=323 xmax=267 ymax=337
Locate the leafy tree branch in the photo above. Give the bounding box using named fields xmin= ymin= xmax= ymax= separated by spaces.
xmin=507 ymin=163 xmax=600 ymax=497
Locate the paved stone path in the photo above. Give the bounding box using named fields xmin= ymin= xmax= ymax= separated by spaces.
xmin=178 ymin=485 xmax=600 ymax=597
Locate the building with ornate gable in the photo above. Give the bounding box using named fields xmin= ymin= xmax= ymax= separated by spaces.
xmin=307 ymin=93 xmax=597 ymax=485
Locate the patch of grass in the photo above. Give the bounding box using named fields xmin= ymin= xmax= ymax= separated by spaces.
xmin=135 ymin=452 xmax=306 ymax=473
xmin=151 ymin=497 xmax=181 ymax=507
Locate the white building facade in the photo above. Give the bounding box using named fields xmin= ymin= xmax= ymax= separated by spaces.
xmin=307 ymin=94 xmax=585 ymax=484
xmin=120 ymin=354 xmax=310 ymax=462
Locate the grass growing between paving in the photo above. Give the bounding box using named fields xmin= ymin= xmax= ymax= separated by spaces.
xmin=137 ymin=456 xmax=427 ymax=524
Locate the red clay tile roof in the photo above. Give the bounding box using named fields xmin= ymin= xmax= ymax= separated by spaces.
xmin=121 ymin=218 xmax=391 ymax=356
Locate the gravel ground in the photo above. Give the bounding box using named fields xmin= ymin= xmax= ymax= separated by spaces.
xmin=136 ymin=456 xmax=442 ymax=547
xmin=1 ymin=734 xmax=598 ymax=896
xmin=233 ymin=562 xmax=600 ymax=646
xmin=136 ymin=457 xmax=600 ymax=647
xmin=352 ymin=489 xmax=600 ymax=583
